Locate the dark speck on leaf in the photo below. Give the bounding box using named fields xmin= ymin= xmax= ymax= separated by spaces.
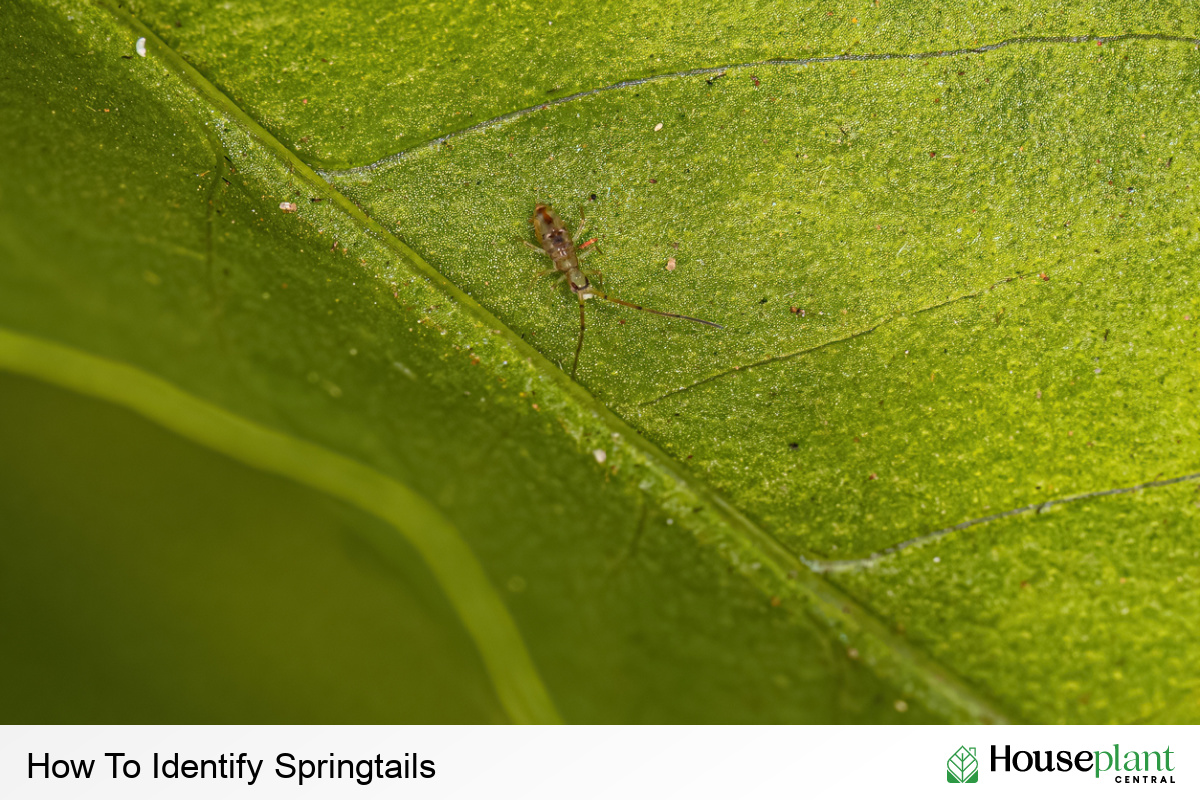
xmin=759 ymin=298 xmax=768 ymax=304
xmin=589 ymin=193 xmax=597 ymax=201
xmin=788 ymin=442 xmax=799 ymax=450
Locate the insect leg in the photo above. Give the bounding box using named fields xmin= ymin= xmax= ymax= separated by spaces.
xmin=525 ymin=268 xmax=559 ymax=288
xmin=520 ymin=240 xmax=547 ymax=254
xmin=571 ymin=293 xmax=587 ymax=378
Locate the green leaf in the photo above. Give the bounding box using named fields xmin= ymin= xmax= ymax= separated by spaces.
xmin=2 ymin=0 xmax=1197 ymax=723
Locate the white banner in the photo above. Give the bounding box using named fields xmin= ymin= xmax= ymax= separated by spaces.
xmin=2 ymin=725 xmax=1192 ymax=799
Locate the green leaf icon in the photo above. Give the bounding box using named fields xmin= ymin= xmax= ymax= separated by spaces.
xmin=947 ymin=746 xmax=979 ymax=783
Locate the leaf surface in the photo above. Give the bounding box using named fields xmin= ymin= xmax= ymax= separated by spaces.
xmin=1 ymin=0 xmax=1198 ymax=723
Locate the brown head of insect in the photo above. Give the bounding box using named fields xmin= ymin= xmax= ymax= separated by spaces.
xmin=521 ymin=203 xmax=722 ymax=378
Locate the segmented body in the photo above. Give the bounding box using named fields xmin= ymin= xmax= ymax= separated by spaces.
xmin=526 ymin=203 xmax=722 ymax=378
xmin=531 ymin=204 xmax=594 ymax=298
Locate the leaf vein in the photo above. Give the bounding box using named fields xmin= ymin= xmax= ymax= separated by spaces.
xmin=634 ymin=273 xmax=1025 ymax=407
xmin=319 ymin=32 xmax=1200 ymax=177
xmin=806 ymin=469 xmax=1200 ymax=573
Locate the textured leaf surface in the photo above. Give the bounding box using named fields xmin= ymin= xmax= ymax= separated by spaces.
xmin=1 ymin=0 xmax=1198 ymax=723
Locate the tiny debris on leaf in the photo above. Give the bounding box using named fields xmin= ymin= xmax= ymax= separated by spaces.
xmin=654 ymin=122 xmax=663 ymax=131
xmin=279 ymin=202 xmax=297 ymax=213
xmin=135 ymin=37 xmax=147 ymax=57
xmin=666 ymin=257 xmax=676 ymax=271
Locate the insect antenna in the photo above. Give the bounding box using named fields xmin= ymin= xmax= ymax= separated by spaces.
xmin=571 ymin=294 xmax=587 ymax=378
xmin=587 ymin=289 xmax=723 ymax=329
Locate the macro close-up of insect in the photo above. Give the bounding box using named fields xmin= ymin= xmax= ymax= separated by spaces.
xmin=521 ymin=203 xmax=723 ymax=377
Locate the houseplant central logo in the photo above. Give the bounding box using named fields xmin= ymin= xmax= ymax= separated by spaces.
xmin=948 ymin=746 xmax=979 ymax=783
